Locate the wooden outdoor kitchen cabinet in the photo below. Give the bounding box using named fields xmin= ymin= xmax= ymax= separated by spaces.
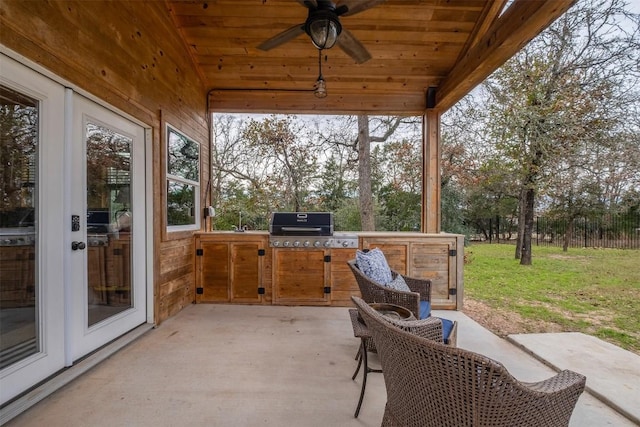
xmin=194 ymin=232 xmax=270 ymax=304
xmin=272 ymin=248 xmax=330 ymax=305
xmin=359 ymin=233 xmax=464 ymax=310
xmin=194 ymin=232 xmax=464 ymax=309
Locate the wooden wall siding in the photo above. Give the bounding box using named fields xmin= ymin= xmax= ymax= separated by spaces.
xmin=0 ymin=1 xmax=209 ymax=324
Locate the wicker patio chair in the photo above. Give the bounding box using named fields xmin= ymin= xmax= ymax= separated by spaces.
xmin=349 ymin=303 xmax=450 ymax=418
xmin=347 ymin=259 xmax=431 ymax=320
xmin=351 ymin=296 xmax=587 ymax=427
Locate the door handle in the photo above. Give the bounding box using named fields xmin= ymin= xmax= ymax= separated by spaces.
xmin=71 ymin=241 xmax=86 ymax=251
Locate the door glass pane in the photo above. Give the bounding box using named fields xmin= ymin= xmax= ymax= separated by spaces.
xmin=86 ymin=123 xmax=132 ymax=326
xmin=0 ymin=85 xmax=39 ymax=369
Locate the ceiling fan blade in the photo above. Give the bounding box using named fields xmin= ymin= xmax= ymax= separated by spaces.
xmin=257 ymin=24 xmax=305 ymax=51
xmin=336 ymin=29 xmax=371 ymax=64
xmin=337 ymin=0 xmax=386 ymax=16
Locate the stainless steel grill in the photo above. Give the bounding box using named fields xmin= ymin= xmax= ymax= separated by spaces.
xmin=0 ymin=228 xmax=35 ymax=246
xmin=269 ymin=212 xmax=358 ymax=249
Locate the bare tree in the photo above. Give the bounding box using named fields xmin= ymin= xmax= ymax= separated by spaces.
xmin=243 ymin=115 xmax=319 ymax=212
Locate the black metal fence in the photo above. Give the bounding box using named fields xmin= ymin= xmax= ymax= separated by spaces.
xmin=535 ymin=214 xmax=640 ymax=249
xmin=471 ymin=213 xmax=640 ymax=249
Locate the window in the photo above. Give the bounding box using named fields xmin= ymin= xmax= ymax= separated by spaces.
xmin=166 ymin=124 xmax=200 ymax=231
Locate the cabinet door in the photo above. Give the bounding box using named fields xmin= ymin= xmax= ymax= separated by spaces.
xmin=230 ymin=242 xmax=263 ymax=303
xmin=411 ymin=242 xmax=457 ymax=309
xmin=273 ymin=249 xmax=330 ymax=305
xmin=361 ymin=239 xmax=408 ymax=273
xmin=361 ymin=236 xmax=460 ymax=310
xmin=329 ymin=248 xmax=359 ymax=306
xmin=197 ymin=241 xmax=230 ymax=302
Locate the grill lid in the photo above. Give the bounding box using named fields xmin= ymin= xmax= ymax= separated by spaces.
xmin=269 ymin=212 xmax=334 ymax=236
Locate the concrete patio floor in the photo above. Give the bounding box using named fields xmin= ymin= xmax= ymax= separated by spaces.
xmin=3 ymin=304 xmax=637 ymax=426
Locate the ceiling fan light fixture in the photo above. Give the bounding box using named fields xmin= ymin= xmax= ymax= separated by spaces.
xmin=306 ymin=11 xmax=342 ymax=50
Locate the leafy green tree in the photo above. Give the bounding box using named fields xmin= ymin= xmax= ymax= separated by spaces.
xmin=373 ymin=138 xmax=421 ymax=231
xmin=482 ymin=0 xmax=640 ymax=264
xmin=441 ymin=183 xmax=474 ymax=239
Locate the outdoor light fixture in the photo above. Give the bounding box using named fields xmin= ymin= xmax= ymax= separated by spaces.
xmin=314 ymin=50 xmax=328 ymax=98
xmin=257 ymin=1 xmax=374 ymax=64
xmin=314 ymin=77 xmax=327 ymax=98
xmin=305 ymin=10 xmax=342 ymax=50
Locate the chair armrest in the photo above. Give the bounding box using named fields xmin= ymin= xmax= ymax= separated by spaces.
xmin=392 ymin=316 xmax=444 ymax=344
xmin=399 ymin=273 xmax=432 ymax=301
xmin=517 ymin=369 xmax=586 ymax=424
xmin=373 ymin=308 xmax=444 ymax=343
xmin=521 ymin=369 xmax=587 ymax=395
xmin=375 ymin=287 xmax=421 ymax=319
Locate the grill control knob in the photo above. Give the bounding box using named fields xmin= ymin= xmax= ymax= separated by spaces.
xmin=272 ymin=240 xmax=280 ymax=247
xmin=283 ymin=241 xmax=290 ymax=247
xmin=293 ymin=241 xmax=300 ymax=247
xmin=323 ymin=240 xmax=331 ymax=248
xmin=342 ymin=241 xmax=350 ymax=247
xmin=303 ymin=240 xmax=310 ymax=247
xmin=313 ymin=241 xmax=321 ymax=247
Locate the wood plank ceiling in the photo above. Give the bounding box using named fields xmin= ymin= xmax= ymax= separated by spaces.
xmin=168 ymin=0 xmax=575 ymax=114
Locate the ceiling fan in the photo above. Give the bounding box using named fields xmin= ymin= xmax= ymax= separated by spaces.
xmin=257 ymin=0 xmax=385 ymax=64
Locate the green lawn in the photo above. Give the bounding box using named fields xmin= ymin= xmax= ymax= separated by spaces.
xmin=463 ymin=243 xmax=640 ymax=354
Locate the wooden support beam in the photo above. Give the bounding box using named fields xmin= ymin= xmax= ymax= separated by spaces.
xmin=460 ymin=0 xmax=510 ymax=57
xmin=435 ymin=0 xmax=576 ymax=111
xmin=422 ymin=110 xmax=440 ymax=233
xmin=208 ymin=89 xmax=427 ymax=115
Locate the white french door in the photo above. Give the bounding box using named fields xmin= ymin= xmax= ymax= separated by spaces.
xmin=68 ymin=93 xmax=146 ymax=361
xmin=0 ymin=53 xmax=148 ymax=404
xmin=0 ymin=54 xmax=67 ymax=405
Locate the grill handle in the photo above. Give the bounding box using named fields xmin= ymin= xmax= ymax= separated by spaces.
xmin=280 ymin=227 xmax=323 ymax=233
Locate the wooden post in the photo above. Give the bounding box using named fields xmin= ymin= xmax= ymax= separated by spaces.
xmin=422 ymin=110 xmax=441 ymax=233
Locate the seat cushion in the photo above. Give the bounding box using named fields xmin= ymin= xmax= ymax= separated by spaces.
xmin=438 ymin=317 xmax=455 ymax=344
xmin=419 ymin=301 xmax=431 ymax=319
xmin=355 ymin=248 xmax=393 ymax=285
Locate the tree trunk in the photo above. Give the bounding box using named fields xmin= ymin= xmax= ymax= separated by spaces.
xmin=520 ymin=187 xmax=535 ymax=265
xmin=515 ymin=189 xmax=526 ymax=260
xmin=563 ymin=217 xmax=574 ymax=252
xmin=357 ymin=115 xmax=375 ymax=231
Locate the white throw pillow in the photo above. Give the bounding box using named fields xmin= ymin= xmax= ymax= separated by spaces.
xmin=356 ymin=248 xmax=393 ymax=285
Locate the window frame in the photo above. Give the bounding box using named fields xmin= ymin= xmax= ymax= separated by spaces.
xmin=165 ymin=123 xmax=201 ymax=232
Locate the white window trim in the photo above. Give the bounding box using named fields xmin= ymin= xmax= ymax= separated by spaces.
xmin=165 ymin=123 xmax=200 ymax=232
